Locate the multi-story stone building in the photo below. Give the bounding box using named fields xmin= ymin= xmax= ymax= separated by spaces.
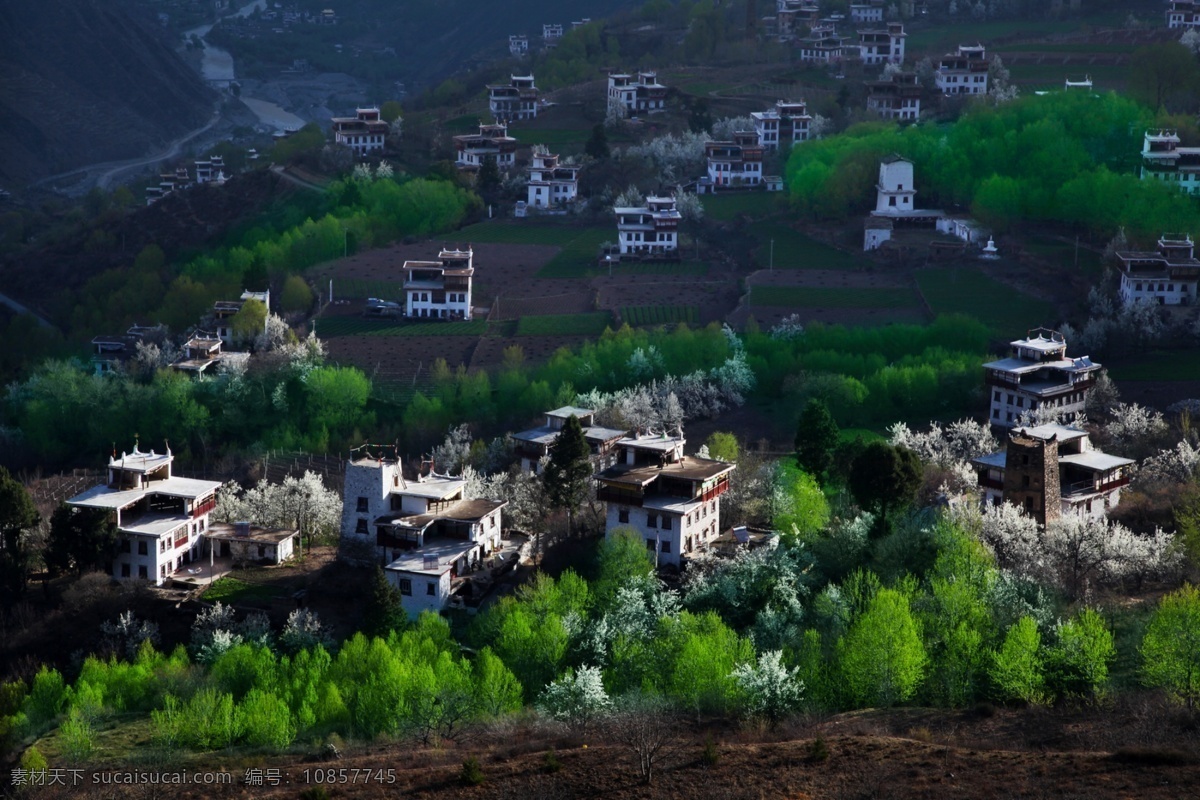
xmin=971 ymin=424 xmax=1133 ymax=525
xmin=340 ymin=451 xmax=506 ymax=617
xmin=595 ymin=429 xmax=735 ymax=568
xmin=1140 ymin=130 xmax=1200 ymax=197
xmin=453 ymin=122 xmax=519 ymax=171
xmin=1167 ymin=0 xmax=1200 ymax=27
xmin=1114 ymin=233 xmax=1200 ymax=307
xmin=858 ymin=22 xmax=905 ymax=65
xmin=705 ymin=131 xmax=765 ymax=189
xmin=614 ymin=195 xmax=681 ymax=257
xmin=67 ymin=443 xmax=221 ymax=585
xmin=399 ymin=247 xmax=474 ymax=321
xmin=488 ymin=74 xmax=539 ymax=122
xmin=332 ymin=107 xmax=389 ymax=157
xmin=849 ymin=0 xmax=885 ymax=23
xmin=751 ymin=100 xmax=813 ymax=151
xmin=510 ymin=407 xmax=627 ymax=473
xmin=607 ymin=71 xmax=668 ymax=116
xmin=865 ymin=70 xmax=921 ymax=121
xmin=983 ymin=328 xmax=1102 ymax=428
xmin=527 ymin=150 xmax=579 ymax=209
xmin=936 ymin=44 xmax=989 ymax=95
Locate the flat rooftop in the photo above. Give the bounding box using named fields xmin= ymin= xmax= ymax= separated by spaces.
xmin=385 ymin=538 xmax=478 ymax=575
xmin=69 ymin=476 xmax=221 ymax=509
xmin=1059 ymin=451 xmax=1134 ymax=472
xmin=120 ymin=512 xmax=191 ymax=537
xmin=617 ymin=433 xmax=684 ymax=452
xmin=109 ymin=449 xmax=173 ymax=474
xmin=207 ymin=523 xmax=299 ymax=544
xmin=971 ymin=452 xmax=1007 ymax=470
xmin=1015 ymin=423 xmax=1088 ymax=442
xmin=547 ymin=406 xmax=594 ymax=419
xmin=375 ymin=498 xmax=506 ymax=531
xmin=599 ymin=455 xmax=735 ymax=487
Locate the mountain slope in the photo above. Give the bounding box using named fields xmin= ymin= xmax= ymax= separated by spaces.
xmin=0 ymin=0 xmax=214 ymax=187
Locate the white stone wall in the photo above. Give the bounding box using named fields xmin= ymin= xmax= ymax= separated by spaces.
xmin=390 ymin=569 xmax=452 ymax=618
xmin=341 ymin=460 xmax=398 ymax=564
xmin=605 ymin=498 xmax=722 ymax=568
xmin=1119 ymin=273 xmax=1198 ymax=306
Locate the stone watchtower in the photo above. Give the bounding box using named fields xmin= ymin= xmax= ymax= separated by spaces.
xmin=1002 ymin=431 xmax=1061 ymax=526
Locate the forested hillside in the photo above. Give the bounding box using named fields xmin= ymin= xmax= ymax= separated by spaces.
xmin=0 ymin=0 xmax=213 ymax=186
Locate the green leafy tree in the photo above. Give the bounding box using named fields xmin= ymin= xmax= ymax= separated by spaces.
xmin=380 ymin=100 xmax=404 ymax=123
xmin=0 ymin=466 xmax=39 ymax=601
xmin=837 ymin=587 xmax=927 ymax=707
xmin=795 ymin=399 xmax=839 ymax=480
xmin=1141 ymin=584 xmax=1200 ymax=708
xmin=279 ymin=275 xmax=314 ymax=314
xmin=476 ymin=154 xmax=501 ymax=200
xmin=585 ymin=124 xmax=610 ymax=160
xmin=362 ymin=564 xmax=406 ymax=636
xmin=229 ymin=298 xmax=267 ymax=345
xmin=542 ymin=415 xmax=592 ymax=536
xmin=990 ymin=616 xmax=1045 ymax=704
xmin=772 ymin=462 xmax=830 ymax=542
xmin=594 ymin=528 xmax=656 ymax=606
xmin=1130 ymin=42 xmax=1200 ymax=112
xmin=45 ymin=505 xmax=117 ymax=576
xmin=1045 ymin=608 xmax=1114 ymax=701
xmin=848 ymin=442 xmax=922 ymax=530
xmin=473 ymin=647 xmax=523 ymax=717
xmin=704 ymin=431 xmax=739 ymax=462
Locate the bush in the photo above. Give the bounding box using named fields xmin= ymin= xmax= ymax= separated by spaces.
xmin=543 ymin=748 xmax=562 ymax=773
xmin=280 ymin=275 xmax=315 ymax=314
xmin=700 ymin=734 xmax=720 ymax=766
xmin=808 ymin=736 xmax=830 ymax=762
xmin=58 ymin=708 xmax=94 ymax=763
xmin=460 ymin=755 xmax=485 ymax=786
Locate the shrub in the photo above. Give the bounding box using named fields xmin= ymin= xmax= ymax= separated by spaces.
xmin=460 ymin=755 xmax=485 ymax=786
xmin=543 ymin=748 xmax=562 ymax=773
xmin=808 ymin=736 xmax=830 ymax=762
xmin=58 ymin=708 xmax=94 ymax=763
xmin=700 ymin=734 xmax=720 ymax=766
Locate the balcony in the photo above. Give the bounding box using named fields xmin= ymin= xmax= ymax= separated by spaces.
xmin=978 ymin=476 xmax=1004 ymax=491
xmin=598 ymin=486 xmax=643 ymax=506
xmin=1063 ymin=475 xmax=1130 ymax=497
xmin=192 ymin=496 xmax=217 ymax=518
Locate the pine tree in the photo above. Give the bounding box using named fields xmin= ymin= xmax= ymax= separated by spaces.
xmin=585 ymin=124 xmax=610 ymax=160
xmin=362 ymin=564 xmax=406 ymax=635
xmin=542 ymin=415 xmax=593 ymax=537
xmin=0 ymin=466 xmax=39 ymax=601
xmin=794 ymin=399 xmax=839 ymax=480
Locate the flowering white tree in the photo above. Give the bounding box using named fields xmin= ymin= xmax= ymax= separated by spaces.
xmin=988 ymin=55 xmax=1018 ymax=104
xmin=255 ymin=314 xmax=293 ymax=352
xmin=539 ymin=665 xmax=611 ymax=731
xmin=622 ymin=131 xmax=709 ymax=184
xmin=101 ymin=611 xmax=160 ymax=659
xmin=731 ymin=650 xmax=805 ymax=723
xmin=1182 ymin=27 xmax=1200 ymax=53
xmin=888 ymin=419 xmax=997 ymax=468
xmin=769 ymin=314 xmax=805 ymax=341
xmin=374 ymin=161 xmax=394 ymax=180
xmin=710 ymin=116 xmax=756 ymax=141
xmin=1102 ymin=402 xmax=1169 ymax=458
xmin=1136 ymin=439 xmax=1200 ymax=489
xmin=213 ymin=471 xmax=341 ymax=549
xmin=613 ymin=184 xmax=645 ymax=210
xmin=965 ymin=503 xmax=1180 ymax=600
xmin=279 ymin=608 xmax=333 ymax=653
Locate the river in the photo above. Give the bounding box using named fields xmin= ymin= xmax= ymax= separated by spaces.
xmin=183 ymin=0 xmax=304 ymax=132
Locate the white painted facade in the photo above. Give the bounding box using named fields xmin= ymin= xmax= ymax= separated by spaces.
xmin=67 ymin=445 xmax=221 ymax=586
xmin=1168 ymin=0 xmax=1200 ymax=27
xmin=983 ymin=329 xmax=1101 ymax=428
xmin=488 ymin=75 xmax=539 ymax=122
xmin=936 ymin=44 xmax=989 ymax=95
xmin=1115 ymin=235 xmax=1200 ymax=307
xmin=874 ymin=157 xmax=916 ymax=214
xmin=332 ymin=107 xmax=388 ymax=157
xmin=607 ymin=71 xmax=668 ymax=116
xmin=858 ymin=23 xmax=905 ymax=65
xmin=527 ymin=151 xmax=579 ymax=208
xmin=400 ymin=247 xmax=474 ymax=321
xmin=849 ymin=1 xmax=884 ymax=22
xmin=614 ymin=196 xmax=681 ymax=257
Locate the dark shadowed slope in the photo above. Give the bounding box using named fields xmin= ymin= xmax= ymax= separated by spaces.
xmin=0 ymin=0 xmax=214 ymax=187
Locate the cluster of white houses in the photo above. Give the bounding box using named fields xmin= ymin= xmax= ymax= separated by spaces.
xmin=862 ymin=155 xmax=989 ymax=252
xmin=340 ymin=412 xmax=736 ymax=616
xmin=146 ymin=156 xmax=229 ymax=205
xmin=1140 ymin=130 xmax=1200 ymax=198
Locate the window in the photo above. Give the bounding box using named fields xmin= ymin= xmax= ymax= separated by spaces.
xmin=121 ymin=539 xmax=131 ymax=553
xmin=427 ymin=582 xmax=436 ymax=596
xmin=138 ymin=541 xmax=148 ymax=556
xmin=646 ymin=513 xmax=658 ymax=529
xmin=139 ymin=565 xmax=148 ymax=579
xmin=400 ymin=578 xmax=412 ymax=596
xmin=356 ymin=496 xmax=369 ymax=512
xmin=662 ymin=517 xmax=672 ymax=531
xmin=646 ymin=539 xmax=656 ymax=551
xmin=355 ymin=519 xmax=368 ymax=534
xmin=618 ymin=508 xmax=629 ymax=523
xmin=121 ymin=563 xmax=131 ymax=578
xmin=257 ymin=545 xmax=266 ymax=558
xmin=993 ymin=409 xmax=999 ymax=418
xmin=661 ymin=541 xmax=671 ymax=554
xmin=1022 ymin=475 xmax=1030 ymax=488
xmin=159 ymin=539 xmax=166 ymax=553
xmin=889 ymin=196 xmax=897 ymax=207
